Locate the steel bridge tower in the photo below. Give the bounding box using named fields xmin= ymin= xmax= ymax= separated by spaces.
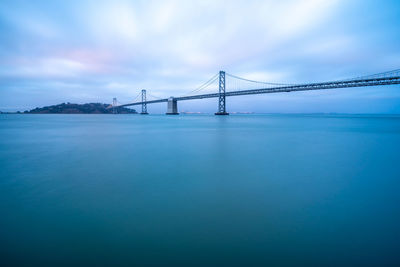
xmin=141 ymin=89 xmax=148 ymax=114
xmin=215 ymin=71 xmax=229 ymax=115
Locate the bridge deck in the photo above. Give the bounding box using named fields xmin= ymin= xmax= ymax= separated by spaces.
xmin=116 ymin=76 xmax=400 ymax=108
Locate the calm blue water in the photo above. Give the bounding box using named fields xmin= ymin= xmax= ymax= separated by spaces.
xmin=1 ymin=114 xmax=400 ymax=266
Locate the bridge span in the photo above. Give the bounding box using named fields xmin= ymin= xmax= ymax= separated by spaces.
xmin=112 ymin=69 xmax=400 ymax=115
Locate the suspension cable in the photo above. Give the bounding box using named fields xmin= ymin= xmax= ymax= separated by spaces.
xmin=181 ymin=73 xmax=219 ymax=96
xmin=132 ymin=92 xmax=141 ymax=102
xmin=225 ymin=73 xmax=295 ymax=86
xmin=147 ymin=93 xmax=164 ymax=100
xmin=342 ymin=68 xmax=400 ymax=81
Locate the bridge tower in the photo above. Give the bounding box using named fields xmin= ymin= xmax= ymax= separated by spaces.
xmin=166 ymin=97 xmax=179 ymax=115
xmin=215 ymin=71 xmax=229 ymax=115
xmin=112 ymin=97 xmax=117 ymax=114
xmin=141 ymin=89 xmax=148 ymax=114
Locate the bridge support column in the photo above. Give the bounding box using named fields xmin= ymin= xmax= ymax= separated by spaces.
xmin=141 ymin=89 xmax=148 ymax=114
xmin=112 ymin=97 xmax=117 ymax=114
xmin=166 ymin=97 xmax=179 ymax=115
xmin=215 ymin=71 xmax=229 ymax=115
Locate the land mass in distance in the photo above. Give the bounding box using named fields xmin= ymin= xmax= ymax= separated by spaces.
xmin=1 ymin=103 xmax=137 ymax=114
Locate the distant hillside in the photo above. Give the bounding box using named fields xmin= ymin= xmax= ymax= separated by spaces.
xmin=24 ymin=103 xmax=137 ymax=114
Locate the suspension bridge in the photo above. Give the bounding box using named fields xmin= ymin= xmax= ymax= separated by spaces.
xmin=111 ymin=69 xmax=400 ymax=115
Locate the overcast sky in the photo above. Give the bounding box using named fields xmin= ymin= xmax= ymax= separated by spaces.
xmin=0 ymin=0 xmax=399 ymax=113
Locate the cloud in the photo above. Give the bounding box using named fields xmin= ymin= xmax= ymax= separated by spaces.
xmin=0 ymin=0 xmax=399 ymax=113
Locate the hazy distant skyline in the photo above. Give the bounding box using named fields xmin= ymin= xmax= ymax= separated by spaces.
xmin=0 ymin=0 xmax=399 ymax=113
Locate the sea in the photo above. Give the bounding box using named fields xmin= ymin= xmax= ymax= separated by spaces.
xmin=1 ymin=114 xmax=399 ymax=266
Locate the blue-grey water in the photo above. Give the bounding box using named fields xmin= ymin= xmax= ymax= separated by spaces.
xmin=1 ymin=114 xmax=400 ymax=266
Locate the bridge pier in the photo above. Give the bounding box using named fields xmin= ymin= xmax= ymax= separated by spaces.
xmin=166 ymin=97 xmax=179 ymax=115
xmin=215 ymin=71 xmax=229 ymax=115
xmin=140 ymin=89 xmax=148 ymax=114
xmin=112 ymin=98 xmax=117 ymax=114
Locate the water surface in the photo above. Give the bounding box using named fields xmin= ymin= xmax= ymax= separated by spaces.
xmin=1 ymin=114 xmax=400 ymax=266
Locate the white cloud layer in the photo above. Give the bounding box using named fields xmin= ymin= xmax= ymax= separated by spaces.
xmin=0 ymin=0 xmax=399 ymax=112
